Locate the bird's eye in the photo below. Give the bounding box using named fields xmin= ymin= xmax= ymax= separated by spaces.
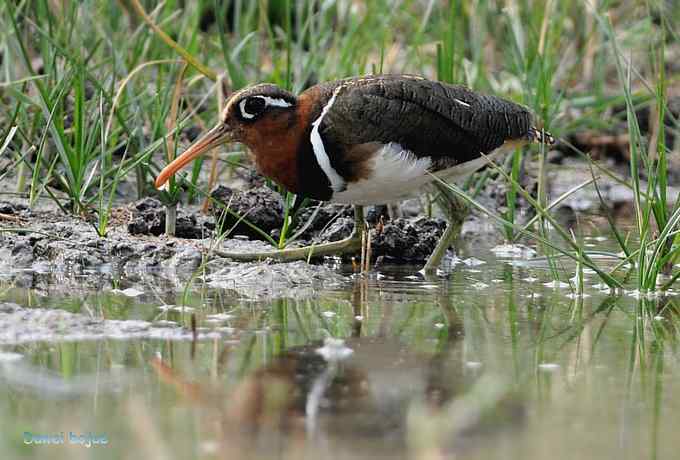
xmin=240 ymin=96 xmax=266 ymax=120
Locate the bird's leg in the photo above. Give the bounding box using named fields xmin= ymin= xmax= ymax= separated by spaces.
xmin=422 ymin=219 xmax=462 ymax=273
xmin=213 ymin=205 xmax=365 ymax=262
xmin=422 ymin=184 xmax=468 ymax=273
xmin=351 ymin=204 xmax=366 ymax=238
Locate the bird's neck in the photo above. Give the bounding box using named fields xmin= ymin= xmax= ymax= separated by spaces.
xmin=246 ymin=90 xmax=325 ymax=197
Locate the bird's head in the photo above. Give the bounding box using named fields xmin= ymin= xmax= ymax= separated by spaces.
xmin=154 ymin=83 xmax=298 ymax=189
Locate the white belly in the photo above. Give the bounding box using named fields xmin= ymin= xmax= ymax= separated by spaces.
xmin=330 ymin=143 xmax=506 ymax=205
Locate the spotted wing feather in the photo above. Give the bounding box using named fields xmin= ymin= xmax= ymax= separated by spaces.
xmin=317 ymin=75 xmax=533 ymax=168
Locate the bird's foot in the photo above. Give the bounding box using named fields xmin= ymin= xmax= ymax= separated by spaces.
xmin=213 ymin=205 xmax=366 ymax=264
xmin=212 ymin=233 xmax=363 ymax=263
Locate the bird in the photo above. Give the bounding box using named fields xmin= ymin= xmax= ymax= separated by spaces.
xmin=155 ymin=74 xmax=553 ymax=271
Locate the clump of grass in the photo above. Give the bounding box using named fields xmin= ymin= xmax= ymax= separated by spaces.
xmin=588 ymin=9 xmax=679 ymax=295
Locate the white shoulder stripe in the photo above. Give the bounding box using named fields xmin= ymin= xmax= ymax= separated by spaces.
xmin=310 ymin=86 xmax=346 ymax=193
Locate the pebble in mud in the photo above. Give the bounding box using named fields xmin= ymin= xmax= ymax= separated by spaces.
xmin=127 ymin=197 xmax=213 ymax=239
xmin=291 ymin=203 xmax=354 ymax=240
xmin=210 ymin=185 xmax=283 ymax=240
xmin=371 ymin=217 xmax=446 ymax=263
xmin=0 ymin=201 xmax=28 ymax=215
xmin=165 ymin=247 xmax=203 ymax=272
xmin=57 ymin=248 xmax=104 ymax=269
xmin=316 ymin=217 xmax=354 ymax=242
xmin=10 ymin=241 xmax=34 ymax=267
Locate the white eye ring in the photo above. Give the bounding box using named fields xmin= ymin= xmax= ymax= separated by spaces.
xmin=239 ymin=98 xmax=258 ymax=119
xmin=239 ymin=96 xmax=293 ymax=120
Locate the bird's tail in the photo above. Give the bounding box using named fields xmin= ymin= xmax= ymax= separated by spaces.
xmin=527 ymin=126 xmax=555 ymax=145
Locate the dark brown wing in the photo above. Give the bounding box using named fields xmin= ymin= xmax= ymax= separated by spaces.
xmin=318 ymin=75 xmax=533 ymax=165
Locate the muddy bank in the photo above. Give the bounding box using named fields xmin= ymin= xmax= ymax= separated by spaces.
xmin=0 ymin=161 xmax=667 ymax=285
xmin=0 ymin=194 xmax=453 ymax=275
xmin=0 ymin=301 xmax=229 ymax=345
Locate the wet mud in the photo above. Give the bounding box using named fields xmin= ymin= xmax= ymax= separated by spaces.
xmin=1 ymin=160 xmax=676 ymax=283
xmin=0 ymin=301 xmax=227 ymax=345
xmin=0 ymin=190 xmax=451 ymax=277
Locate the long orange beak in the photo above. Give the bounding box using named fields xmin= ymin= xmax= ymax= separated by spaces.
xmin=155 ymin=123 xmax=232 ymax=189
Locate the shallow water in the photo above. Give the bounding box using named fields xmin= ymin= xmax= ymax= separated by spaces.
xmin=1 ymin=230 xmax=679 ymax=460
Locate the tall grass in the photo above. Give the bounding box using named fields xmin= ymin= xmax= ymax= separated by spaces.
xmin=425 ymin=1 xmax=680 ymax=298
xmin=1 ymin=0 xmax=678 ymax=289
xmin=588 ymin=7 xmax=680 ymax=294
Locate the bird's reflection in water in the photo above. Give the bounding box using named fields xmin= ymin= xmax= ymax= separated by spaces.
xmin=152 ymin=279 xmax=525 ymax=459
